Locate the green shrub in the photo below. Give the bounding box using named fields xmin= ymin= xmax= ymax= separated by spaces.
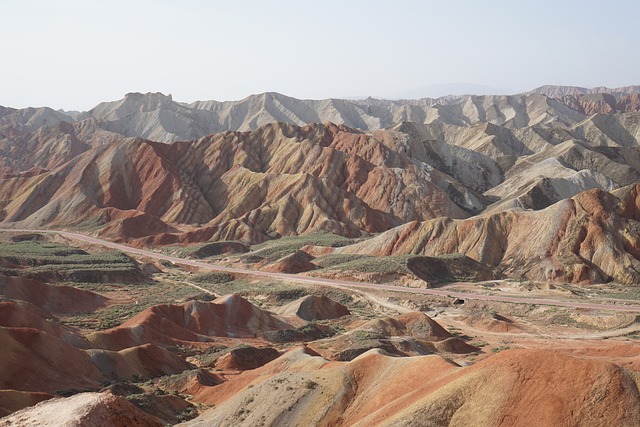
xmin=251 ymin=233 xmax=359 ymax=262
xmin=0 ymin=241 xmax=140 ymax=282
xmin=190 ymin=272 xmax=234 ymax=284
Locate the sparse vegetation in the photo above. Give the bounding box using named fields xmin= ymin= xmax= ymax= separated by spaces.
xmin=249 ymin=233 xmax=360 ymax=262
xmin=162 ymin=241 xmax=249 ymax=259
xmin=313 ymin=253 xmax=370 ymax=268
xmin=160 ymin=260 xmax=174 ymax=268
xmin=190 ymin=272 xmax=234 ymax=284
xmin=406 ymin=254 xmax=498 ymax=284
xmin=184 ymin=278 xmax=302 ymax=302
xmin=0 ymin=240 xmax=140 ymax=282
xmin=262 ymin=323 xmax=335 ymax=343
xmin=0 ymin=241 xmax=129 ymax=265
xmin=175 ymin=407 xmax=199 ymax=423
xmin=598 ymin=287 xmax=640 ymax=301
xmin=189 ymin=345 xmax=253 ymax=367
xmin=470 ymin=341 xmax=489 ymax=348
xmin=60 ymin=280 xmax=207 ymax=330
xmin=268 ymin=288 xmax=310 ymax=303
xmin=547 ymin=313 xmax=596 ymax=329
xmin=315 ymin=254 xmax=416 ymax=275
xmin=351 ymin=330 xmax=383 ymax=346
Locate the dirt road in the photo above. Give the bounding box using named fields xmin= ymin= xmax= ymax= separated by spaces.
xmin=4 ymin=228 xmax=640 ymax=313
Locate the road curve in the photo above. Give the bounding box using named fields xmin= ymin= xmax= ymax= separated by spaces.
xmin=3 ymin=228 xmax=640 ymax=313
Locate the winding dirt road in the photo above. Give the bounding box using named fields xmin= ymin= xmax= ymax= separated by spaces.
xmin=4 ymin=228 xmax=640 ymax=313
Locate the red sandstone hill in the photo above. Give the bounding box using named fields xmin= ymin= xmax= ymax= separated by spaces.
xmin=262 ymin=250 xmax=318 ymax=274
xmin=88 ymin=294 xmax=292 ymax=351
xmin=0 ymin=300 xmax=91 ymax=348
xmin=311 ymin=312 xmax=475 ymax=361
xmin=337 ymin=185 xmax=640 ymax=284
xmin=0 ymin=287 xmax=194 ymax=396
xmin=276 ymin=295 xmax=350 ymax=321
xmin=181 ymin=348 xmax=640 ymax=427
xmin=0 ymin=326 xmax=103 ymax=393
xmin=0 ymin=313 xmax=191 ymax=394
xmin=0 ymin=122 xmax=476 ymax=243
xmin=2 ymin=115 xmax=637 ymax=249
xmin=87 ymin=343 xmax=192 ymax=381
xmin=0 ymin=275 xmax=107 ymax=314
xmin=214 ymin=346 xmax=282 ymax=371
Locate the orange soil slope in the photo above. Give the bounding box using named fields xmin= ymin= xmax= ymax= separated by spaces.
xmin=0 ymin=275 xmax=107 ymax=314
xmin=183 ymin=348 xmax=640 ymax=427
xmin=88 ymin=294 xmax=292 ymax=351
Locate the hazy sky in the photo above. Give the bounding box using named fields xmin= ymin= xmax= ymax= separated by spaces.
xmin=1 ymin=0 xmax=639 ymax=110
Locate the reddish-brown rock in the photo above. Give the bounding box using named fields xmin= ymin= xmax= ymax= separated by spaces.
xmin=88 ymin=294 xmax=292 ymax=351
xmin=339 ymin=185 xmax=640 ymax=284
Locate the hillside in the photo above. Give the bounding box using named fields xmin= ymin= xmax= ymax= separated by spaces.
xmin=181 ymin=348 xmax=640 ymax=427
xmin=1 ymin=87 xmax=639 ymax=145
xmin=2 ymin=88 xmax=640 ymax=284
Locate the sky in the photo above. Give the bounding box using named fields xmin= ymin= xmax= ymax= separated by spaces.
xmin=1 ymin=0 xmax=639 ymax=110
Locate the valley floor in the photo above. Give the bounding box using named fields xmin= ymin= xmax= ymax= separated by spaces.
xmin=0 ymin=229 xmax=639 ymax=426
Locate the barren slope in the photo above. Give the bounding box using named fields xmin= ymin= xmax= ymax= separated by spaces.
xmin=338 ymin=185 xmax=640 ymax=284
xmin=0 ymin=392 xmax=164 ymax=427
xmin=88 ymin=294 xmax=292 ymax=350
xmin=181 ymin=348 xmax=640 ymax=427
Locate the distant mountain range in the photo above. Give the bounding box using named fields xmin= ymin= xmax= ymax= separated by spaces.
xmin=2 ymin=84 xmax=640 ymax=284
xmin=2 ymin=85 xmax=639 ymax=143
xmin=527 ymin=84 xmax=640 ymax=98
xmin=386 ymin=82 xmax=513 ymax=99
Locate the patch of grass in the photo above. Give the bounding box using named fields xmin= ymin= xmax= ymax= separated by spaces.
xmin=313 ymin=253 xmax=370 ymax=268
xmin=316 ymin=254 xmax=416 ymax=275
xmin=176 ymin=407 xmax=199 ymax=423
xmin=598 ymin=288 xmax=640 ymax=301
xmin=160 ymin=260 xmax=174 ymax=268
xmin=268 ymin=288 xmax=310 ymax=303
xmin=189 ymin=278 xmax=308 ymax=303
xmin=162 ymin=241 xmax=248 ymax=258
xmin=317 ymin=288 xmax=354 ymax=306
xmin=60 ymin=280 xmax=205 ymax=330
xmin=190 ymin=272 xmax=234 ymax=284
xmin=0 ymin=241 xmax=128 ymax=265
xmin=548 ymin=313 xmax=596 ymax=329
xmin=189 ymin=346 xmax=238 ymax=367
xmin=0 ymin=241 xmax=140 ymax=281
xmin=250 ymin=233 xmax=360 ymax=262
xmin=156 ymin=368 xmax=206 ymax=388
xmin=470 ymin=341 xmax=488 ymax=348
xmin=351 ymin=330 xmax=383 ymax=346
